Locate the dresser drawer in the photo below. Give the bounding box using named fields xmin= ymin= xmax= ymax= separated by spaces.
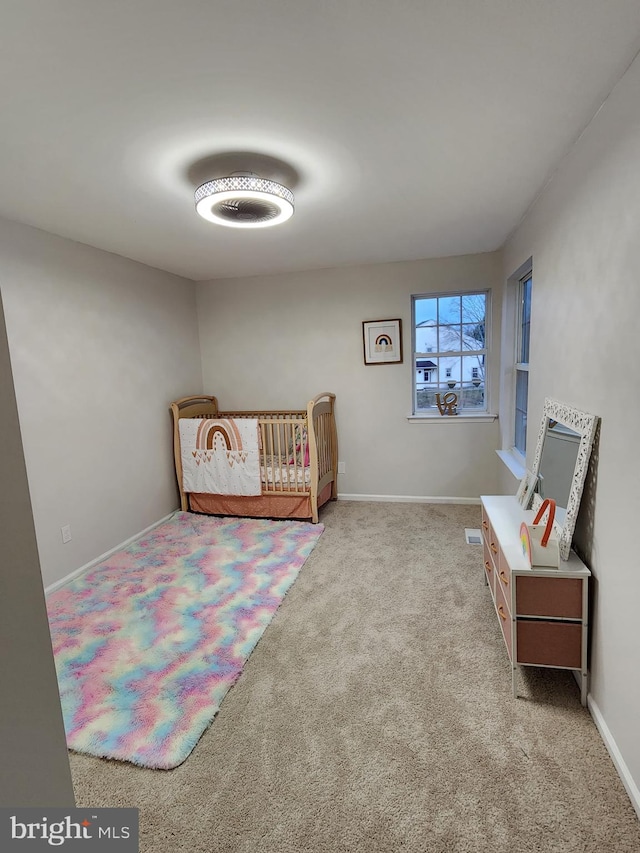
xmin=481 ymin=508 xmax=491 ymax=542
xmin=482 ymin=540 xmax=495 ymax=592
xmin=496 ymin=545 xmax=511 ymax=596
xmin=494 ymin=572 xmax=512 ymax=661
xmin=515 ymin=576 xmax=583 ymax=619
xmin=482 ymin=509 xmax=500 ymax=553
xmin=486 ymin=528 xmax=499 ymax=566
xmin=516 ymin=620 xmax=582 ymax=668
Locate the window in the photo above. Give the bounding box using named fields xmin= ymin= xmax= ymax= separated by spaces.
xmin=514 ymin=271 xmax=532 ymax=454
xmin=412 ymin=291 xmax=488 ymax=415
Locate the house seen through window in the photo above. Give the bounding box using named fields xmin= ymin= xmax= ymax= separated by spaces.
xmin=412 ymin=291 xmax=488 ymax=414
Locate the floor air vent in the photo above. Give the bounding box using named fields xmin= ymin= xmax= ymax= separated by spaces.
xmin=465 ymin=528 xmax=482 ymax=545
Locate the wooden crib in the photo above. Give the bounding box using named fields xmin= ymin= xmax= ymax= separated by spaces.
xmin=170 ymin=392 xmax=338 ymax=523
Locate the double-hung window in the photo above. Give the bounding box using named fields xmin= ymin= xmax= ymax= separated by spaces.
xmin=412 ymin=291 xmax=489 ymax=415
xmin=514 ymin=270 xmax=532 ymax=455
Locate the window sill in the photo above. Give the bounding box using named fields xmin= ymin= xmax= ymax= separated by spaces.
xmin=407 ymin=413 xmax=498 ymax=424
xmin=496 ymin=449 xmax=526 ymax=479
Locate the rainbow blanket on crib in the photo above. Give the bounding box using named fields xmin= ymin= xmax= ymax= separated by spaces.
xmin=179 ymin=417 xmax=261 ymax=495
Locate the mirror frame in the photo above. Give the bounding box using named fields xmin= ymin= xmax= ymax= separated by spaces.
xmin=530 ymin=398 xmax=599 ymax=561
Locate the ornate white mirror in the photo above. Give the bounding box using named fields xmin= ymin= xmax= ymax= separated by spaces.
xmin=529 ymin=398 xmax=599 ymax=560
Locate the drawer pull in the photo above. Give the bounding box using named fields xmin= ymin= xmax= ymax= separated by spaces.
xmin=499 ymin=570 xmax=509 ymax=586
xmin=497 ymin=604 xmax=507 ymax=621
xmin=484 ymin=560 xmax=492 ymax=572
xmin=490 ymin=543 xmax=498 ymax=554
xmin=482 ymin=521 xmax=488 ymax=530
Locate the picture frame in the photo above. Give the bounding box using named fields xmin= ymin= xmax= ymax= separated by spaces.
xmin=362 ymin=319 xmax=403 ymax=365
xmin=516 ymin=469 xmax=538 ymax=509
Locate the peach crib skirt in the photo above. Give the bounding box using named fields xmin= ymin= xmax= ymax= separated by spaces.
xmin=188 ymin=482 xmax=332 ymax=521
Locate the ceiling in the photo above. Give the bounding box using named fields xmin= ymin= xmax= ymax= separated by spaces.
xmin=1 ymin=2 xmax=640 ymax=282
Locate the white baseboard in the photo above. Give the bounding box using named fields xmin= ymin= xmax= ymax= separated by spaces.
xmin=44 ymin=510 xmax=178 ymax=596
xmin=337 ymin=493 xmax=481 ymax=505
xmin=588 ymin=695 xmax=640 ymax=820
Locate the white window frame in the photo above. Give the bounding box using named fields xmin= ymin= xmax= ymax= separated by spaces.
xmin=411 ymin=289 xmax=490 ymax=418
xmin=513 ymin=267 xmax=532 ymax=462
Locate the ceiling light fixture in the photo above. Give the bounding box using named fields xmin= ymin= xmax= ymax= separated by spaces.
xmin=194 ymin=173 xmax=295 ymax=228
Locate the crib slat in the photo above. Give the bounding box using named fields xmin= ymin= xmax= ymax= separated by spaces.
xmin=259 ymin=421 xmax=267 ymax=490
xmin=276 ymin=421 xmax=283 ymax=493
xmin=287 ymin=420 xmax=294 ymax=493
xmin=295 ymin=421 xmax=307 ymax=492
xmin=300 ymin=418 xmax=306 ymax=493
xmin=324 ymin=414 xmax=330 ymax=475
xmin=269 ymin=421 xmax=275 ymax=492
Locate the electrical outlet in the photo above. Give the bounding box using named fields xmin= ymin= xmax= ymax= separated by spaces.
xmin=61 ymin=524 xmax=72 ymax=544
xmin=338 ymin=461 xmax=346 ymax=474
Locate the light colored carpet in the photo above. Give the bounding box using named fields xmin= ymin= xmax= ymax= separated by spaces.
xmin=69 ymin=501 xmax=640 ymax=852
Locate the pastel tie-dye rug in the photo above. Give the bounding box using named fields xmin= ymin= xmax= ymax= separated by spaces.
xmin=46 ymin=511 xmax=323 ymax=769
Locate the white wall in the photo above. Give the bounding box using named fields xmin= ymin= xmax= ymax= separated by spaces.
xmin=501 ymin=51 xmax=640 ymax=802
xmin=0 ymin=218 xmax=202 ymax=588
xmin=197 ymin=252 xmax=502 ymax=500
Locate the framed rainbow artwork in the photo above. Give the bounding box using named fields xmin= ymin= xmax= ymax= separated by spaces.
xmin=362 ymin=318 xmax=403 ymax=365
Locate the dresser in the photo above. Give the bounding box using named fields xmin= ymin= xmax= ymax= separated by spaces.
xmin=481 ymin=495 xmax=590 ymax=705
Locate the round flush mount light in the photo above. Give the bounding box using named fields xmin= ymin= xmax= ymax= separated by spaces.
xmin=194 ymin=174 xmax=295 ymax=228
